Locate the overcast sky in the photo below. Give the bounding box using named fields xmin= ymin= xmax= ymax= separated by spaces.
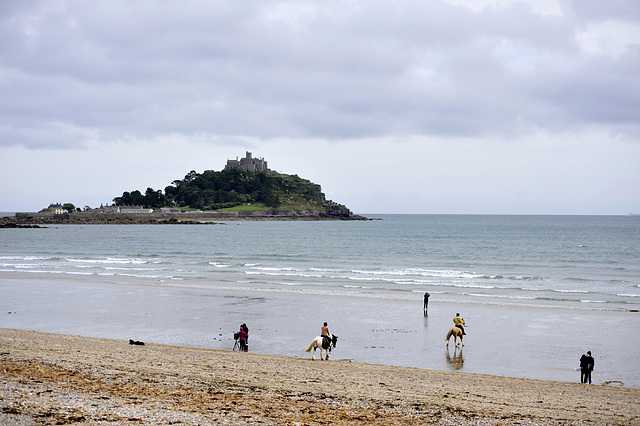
xmin=1 ymin=0 xmax=639 ymax=214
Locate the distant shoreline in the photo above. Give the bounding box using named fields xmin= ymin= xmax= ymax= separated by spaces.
xmin=1 ymin=210 xmax=369 ymax=225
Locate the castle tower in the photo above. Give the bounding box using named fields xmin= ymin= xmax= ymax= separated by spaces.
xmin=225 ymin=151 xmax=268 ymax=172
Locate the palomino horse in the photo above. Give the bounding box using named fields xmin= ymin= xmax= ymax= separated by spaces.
xmin=305 ymin=335 xmax=338 ymax=360
xmin=446 ymin=326 xmax=464 ymax=348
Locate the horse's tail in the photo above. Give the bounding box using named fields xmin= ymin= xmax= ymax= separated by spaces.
xmin=446 ymin=327 xmax=453 ymax=341
xmin=304 ymin=340 xmax=314 ymax=352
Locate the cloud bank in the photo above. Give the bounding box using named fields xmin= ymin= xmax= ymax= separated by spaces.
xmin=1 ymin=0 xmax=638 ymax=214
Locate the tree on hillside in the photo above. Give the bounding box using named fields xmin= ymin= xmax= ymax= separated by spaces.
xmin=144 ymin=187 xmax=166 ymax=208
xmin=113 ymin=190 xmax=143 ymax=207
xmin=62 ymin=203 xmax=76 ymax=213
xmin=112 ymin=168 xmax=333 ymax=211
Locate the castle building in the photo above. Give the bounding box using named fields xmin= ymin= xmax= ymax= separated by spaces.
xmin=225 ymin=151 xmax=268 ymax=172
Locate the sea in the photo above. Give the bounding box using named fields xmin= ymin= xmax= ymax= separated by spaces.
xmin=1 ymin=215 xmax=639 ymax=387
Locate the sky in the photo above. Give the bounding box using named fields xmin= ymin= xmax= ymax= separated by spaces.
xmin=1 ymin=0 xmax=639 ymax=215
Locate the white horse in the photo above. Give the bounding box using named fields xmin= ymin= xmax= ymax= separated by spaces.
xmin=304 ymin=334 xmax=338 ymax=360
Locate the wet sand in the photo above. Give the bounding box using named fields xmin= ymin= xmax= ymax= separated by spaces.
xmin=3 ymin=277 xmax=640 ymax=388
xmin=1 ymin=328 xmax=639 ymax=425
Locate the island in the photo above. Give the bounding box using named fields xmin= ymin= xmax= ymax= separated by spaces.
xmin=2 ymin=152 xmax=368 ymax=225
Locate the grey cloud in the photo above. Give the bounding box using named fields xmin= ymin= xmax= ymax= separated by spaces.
xmin=570 ymin=0 xmax=640 ymax=23
xmin=0 ymin=0 xmax=638 ymax=149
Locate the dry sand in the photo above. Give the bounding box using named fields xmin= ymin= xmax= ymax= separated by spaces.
xmin=1 ymin=329 xmax=638 ymax=425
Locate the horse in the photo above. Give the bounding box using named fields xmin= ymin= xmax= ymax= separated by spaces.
xmin=446 ymin=326 xmax=464 ymax=348
xmin=304 ymin=334 xmax=338 ymax=360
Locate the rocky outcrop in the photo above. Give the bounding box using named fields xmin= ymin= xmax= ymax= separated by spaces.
xmin=4 ymin=210 xmax=368 ymax=225
xmin=0 ymin=220 xmax=43 ymax=228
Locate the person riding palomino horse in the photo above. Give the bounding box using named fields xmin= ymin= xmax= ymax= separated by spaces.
xmin=453 ymin=313 xmax=466 ymax=335
xmin=446 ymin=313 xmax=466 ymax=347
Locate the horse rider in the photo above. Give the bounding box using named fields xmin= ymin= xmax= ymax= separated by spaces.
xmin=321 ymin=322 xmax=331 ymax=347
xmin=453 ymin=313 xmax=466 ymax=335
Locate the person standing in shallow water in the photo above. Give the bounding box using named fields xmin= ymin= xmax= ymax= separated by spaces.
xmin=580 ymin=351 xmax=594 ymax=384
xmin=423 ymin=292 xmax=430 ymax=315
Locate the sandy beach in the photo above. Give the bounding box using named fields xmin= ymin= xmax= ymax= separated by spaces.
xmin=1 ymin=329 xmax=638 ymax=425
xmin=4 ymin=276 xmax=639 ymax=389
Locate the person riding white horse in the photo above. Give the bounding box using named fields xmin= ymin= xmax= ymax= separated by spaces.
xmin=321 ymin=322 xmax=332 ymax=347
xmin=305 ymin=333 xmax=338 ymax=360
xmin=305 ymin=322 xmax=338 ymax=360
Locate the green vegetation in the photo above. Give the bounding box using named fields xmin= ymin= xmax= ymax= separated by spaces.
xmin=112 ymin=169 xmax=348 ymax=215
xmin=62 ymin=203 xmax=78 ymax=213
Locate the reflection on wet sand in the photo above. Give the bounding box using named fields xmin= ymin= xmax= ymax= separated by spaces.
xmin=446 ymin=347 xmax=464 ymax=370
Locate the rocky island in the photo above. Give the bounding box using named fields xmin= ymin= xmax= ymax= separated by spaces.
xmin=3 ymin=152 xmax=368 ymax=225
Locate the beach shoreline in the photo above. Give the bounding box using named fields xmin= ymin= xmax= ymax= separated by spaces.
xmin=3 ymin=276 xmax=640 ymax=390
xmin=2 ymin=328 xmax=639 ymax=425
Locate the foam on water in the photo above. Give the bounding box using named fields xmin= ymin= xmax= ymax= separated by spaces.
xmin=1 ymin=216 xmax=639 ymax=313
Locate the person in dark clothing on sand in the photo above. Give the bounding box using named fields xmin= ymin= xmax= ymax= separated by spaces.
xmin=423 ymin=292 xmax=430 ymax=315
xmin=580 ymin=351 xmax=594 ymax=384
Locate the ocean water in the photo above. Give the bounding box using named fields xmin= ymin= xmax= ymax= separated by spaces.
xmin=2 ymin=215 xmax=637 ymax=310
xmin=1 ymin=215 xmax=639 ymax=386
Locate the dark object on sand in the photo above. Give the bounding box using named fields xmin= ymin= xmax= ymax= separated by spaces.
xmin=233 ymin=332 xmax=240 ymax=351
xmin=129 ymin=339 xmax=145 ymax=346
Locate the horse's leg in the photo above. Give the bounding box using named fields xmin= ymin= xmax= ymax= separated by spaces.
xmin=312 ymin=346 xmax=316 ymax=361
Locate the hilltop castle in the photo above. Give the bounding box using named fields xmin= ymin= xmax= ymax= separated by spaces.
xmin=225 ymin=151 xmax=268 ymax=172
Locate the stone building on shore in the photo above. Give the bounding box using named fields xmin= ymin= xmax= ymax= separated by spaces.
xmin=38 ymin=203 xmax=66 ymax=215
